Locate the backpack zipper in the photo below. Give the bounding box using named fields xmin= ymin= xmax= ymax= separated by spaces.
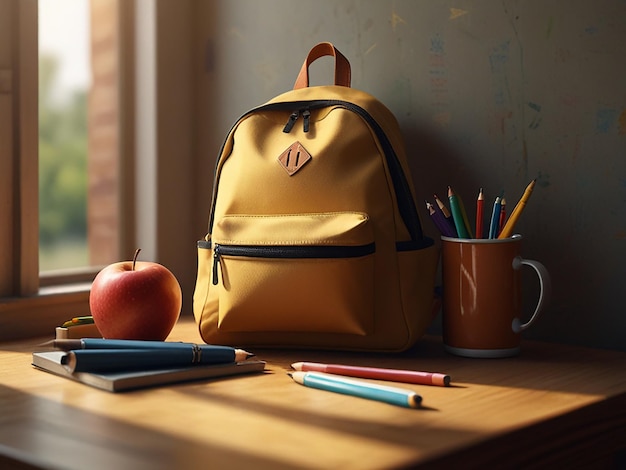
xmin=302 ymin=109 xmax=311 ymax=132
xmin=212 ymin=242 xmax=376 ymax=285
xmin=282 ymin=110 xmax=300 ymax=132
xmin=282 ymin=108 xmax=311 ymax=133
xmin=209 ymin=99 xmax=429 ymax=248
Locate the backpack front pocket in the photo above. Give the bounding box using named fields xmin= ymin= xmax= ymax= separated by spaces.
xmin=210 ymin=212 xmax=375 ymax=335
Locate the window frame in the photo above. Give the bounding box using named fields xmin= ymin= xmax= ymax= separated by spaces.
xmin=0 ymin=0 xmax=49 ymax=341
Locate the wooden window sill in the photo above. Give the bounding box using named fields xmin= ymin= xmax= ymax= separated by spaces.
xmin=0 ymin=282 xmax=91 ymax=342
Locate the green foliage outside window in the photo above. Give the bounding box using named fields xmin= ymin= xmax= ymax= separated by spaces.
xmin=39 ymin=54 xmax=88 ymax=270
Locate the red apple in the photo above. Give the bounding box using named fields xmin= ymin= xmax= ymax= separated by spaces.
xmin=89 ymin=249 xmax=182 ymax=340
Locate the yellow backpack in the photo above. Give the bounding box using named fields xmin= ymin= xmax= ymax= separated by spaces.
xmin=194 ymin=42 xmax=439 ymax=352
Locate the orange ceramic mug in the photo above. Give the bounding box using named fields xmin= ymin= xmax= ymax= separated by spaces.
xmin=441 ymin=235 xmax=551 ymax=358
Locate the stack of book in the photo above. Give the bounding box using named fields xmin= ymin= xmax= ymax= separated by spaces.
xmin=32 ymin=338 xmax=265 ymax=392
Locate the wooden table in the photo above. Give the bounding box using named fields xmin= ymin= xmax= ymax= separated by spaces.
xmin=1 ymin=317 xmax=625 ymax=469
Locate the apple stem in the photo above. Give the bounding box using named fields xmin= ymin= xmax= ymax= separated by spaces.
xmin=132 ymin=249 xmax=141 ymax=271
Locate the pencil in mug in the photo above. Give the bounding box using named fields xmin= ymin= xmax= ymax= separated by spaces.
xmin=498 ymin=179 xmax=536 ymax=239
xmin=447 ymin=186 xmax=473 ymax=239
xmin=475 ymin=188 xmax=484 ymax=239
xmin=498 ymin=197 xmax=507 ymax=234
xmin=433 ymin=193 xmax=457 ymax=237
xmin=426 ymin=201 xmax=457 ymax=238
xmin=488 ymin=195 xmax=502 ymax=239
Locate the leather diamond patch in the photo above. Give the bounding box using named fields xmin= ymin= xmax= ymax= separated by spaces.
xmin=278 ymin=141 xmax=312 ymax=176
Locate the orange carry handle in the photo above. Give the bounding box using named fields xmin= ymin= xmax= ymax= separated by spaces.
xmin=293 ymin=42 xmax=351 ymax=89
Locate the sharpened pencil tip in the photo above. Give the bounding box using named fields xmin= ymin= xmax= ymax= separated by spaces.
xmin=412 ymin=394 xmax=423 ymax=408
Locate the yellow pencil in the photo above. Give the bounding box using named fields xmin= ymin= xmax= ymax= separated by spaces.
xmin=498 ymin=179 xmax=536 ymax=238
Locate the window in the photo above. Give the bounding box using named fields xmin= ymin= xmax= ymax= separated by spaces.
xmin=1 ymin=0 xmax=198 ymax=341
xmin=39 ymin=0 xmax=126 ymax=274
xmin=39 ymin=0 xmax=91 ymax=272
xmin=0 ymin=0 xmax=128 ymax=340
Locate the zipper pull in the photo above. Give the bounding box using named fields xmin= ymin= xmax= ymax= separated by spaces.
xmin=302 ymin=109 xmax=310 ymax=132
xmin=212 ymin=245 xmax=221 ymax=285
xmin=283 ymin=110 xmax=299 ymax=133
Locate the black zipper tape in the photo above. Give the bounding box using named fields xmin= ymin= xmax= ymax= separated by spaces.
xmin=212 ymin=242 xmax=376 ymax=285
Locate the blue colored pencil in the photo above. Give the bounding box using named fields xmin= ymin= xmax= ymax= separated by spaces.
xmin=488 ymin=196 xmax=502 ymax=239
xmin=60 ymin=347 xmax=252 ymax=373
xmin=53 ymin=338 xmax=222 ymax=351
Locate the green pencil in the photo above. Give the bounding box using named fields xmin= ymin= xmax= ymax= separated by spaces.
xmin=447 ymin=186 xmax=471 ymax=238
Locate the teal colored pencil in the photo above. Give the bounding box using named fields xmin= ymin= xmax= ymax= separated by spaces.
xmin=447 ymin=186 xmax=470 ymax=238
xmin=458 ymin=195 xmax=474 ymax=239
xmin=289 ymin=371 xmax=422 ymax=408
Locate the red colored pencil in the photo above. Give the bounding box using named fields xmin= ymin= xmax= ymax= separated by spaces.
xmin=498 ymin=197 xmax=507 ymax=234
xmin=475 ymin=188 xmax=484 ymax=239
xmin=291 ymin=362 xmax=450 ymax=387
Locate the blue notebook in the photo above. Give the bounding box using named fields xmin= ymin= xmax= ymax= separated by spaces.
xmin=32 ymin=350 xmax=266 ymax=392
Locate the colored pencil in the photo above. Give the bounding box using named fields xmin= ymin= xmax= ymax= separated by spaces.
xmin=498 ymin=197 xmax=507 ymax=234
xmin=498 ymin=180 xmax=536 ymax=238
xmin=53 ymin=338 xmax=253 ymax=361
xmin=433 ymin=194 xmax=458 ymax=237
xmin=475 ymin=188 xmax=484 ymax=239
xmin=426 ymin=201 xmax=445 ymax=236
xmin=289 ymin=371 xmax=422 ymax=408
xmin=488 ymin=196 xmax=502 ymax=239
xmin=291 ymin=362 xmax=450 ymax=387
xmin=434 ymin=193 xmax=451 ymax=218
xmin=60 ymin=347 xmax=253 ymax=373
xmin=61 ymin=316 xmax=95 ymax=328
xmin=447 ymin=186 xmax=471 ymax=238
xmin=426 ymin=201 xmax=457 ymax=238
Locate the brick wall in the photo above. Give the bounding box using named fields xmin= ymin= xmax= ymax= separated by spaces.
xmin=87 ymin=0 xmax=120 ymax=265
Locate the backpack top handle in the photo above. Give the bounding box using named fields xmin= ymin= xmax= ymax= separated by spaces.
xmin=293 ymin=42 xmax=352 ymax=90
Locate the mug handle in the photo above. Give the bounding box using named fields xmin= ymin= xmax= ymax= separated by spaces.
xmin=511 ymin=257 xmax=551 ymax=333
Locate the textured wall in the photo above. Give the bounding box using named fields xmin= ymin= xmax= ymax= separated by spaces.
xmin=195 ymin=0 xmax=626 ymax=350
